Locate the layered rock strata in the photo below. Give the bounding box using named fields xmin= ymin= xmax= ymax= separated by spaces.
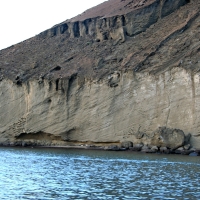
xmin=0 ymin=67 xmax=200 ymax=149
xmin=0 ymin=0 xmax=200 ymax=151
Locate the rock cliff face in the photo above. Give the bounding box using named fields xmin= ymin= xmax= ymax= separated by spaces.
xmin=0 ymin=0 xmax=200 ymax=150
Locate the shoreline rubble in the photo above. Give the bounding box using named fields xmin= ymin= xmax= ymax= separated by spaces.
xmin=0 ymin=142 xmax=199 ymax=156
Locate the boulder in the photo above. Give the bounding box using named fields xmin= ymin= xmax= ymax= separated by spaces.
xmin=129 ymin=143 xmax=143 ymax=151
xmin=151 ymin=146 xmax=158 ymax=152
xmin=9 ymin=142 xmax=15 ymax=147
xmin=183 ymin=144 xmax=191 ymax=150
xmin=189 ymin=152 xmax=199 ymax=156
xmin=174 ymin=147 xmax=184 ymax=154
xmin=141 ymin=144 xmax=154 ymax=153
xmin=152 ymin=127 xmax=185 ymax=150
xmin=14 ymin=141 xmax=22 ymax=146
xmin=104 ymin=145 xmax=120 ymax=151
xmin=22 ymin=141 xmax=27 ymax=147
xmin=160 ymin=147 xmax=170 ymax=154
xmin=121 ymin=141 xmax=133 ymax=149
xmin=181 ymin=150 xmax=192 ymax=155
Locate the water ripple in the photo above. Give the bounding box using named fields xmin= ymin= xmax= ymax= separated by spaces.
xmin=0 ymin=147 xmax=199 ymax=199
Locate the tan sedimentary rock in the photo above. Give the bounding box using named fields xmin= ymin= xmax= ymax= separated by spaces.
xmin=0 ymin=0 xmax=200 ymax=149
xmin=0 ymin=67 xmax=200 ymax=148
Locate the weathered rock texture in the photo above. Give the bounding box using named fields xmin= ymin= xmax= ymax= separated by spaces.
xmin=0 ymin=0 xmax=200 ymax=149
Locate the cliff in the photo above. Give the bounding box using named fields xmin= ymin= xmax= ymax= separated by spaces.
xmin=0 ymin=0 xmax=200 ymax=153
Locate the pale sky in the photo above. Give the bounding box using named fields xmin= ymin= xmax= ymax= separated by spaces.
xmin=0 ymin=0 xmax=105 ymax=50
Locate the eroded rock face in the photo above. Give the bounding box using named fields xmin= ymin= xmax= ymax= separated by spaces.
xmin=0 ymin=68 xmax=200 ymax=148
xmin=0 ymin=1 xmax=200 ymax=149
xmin=40 ymin=0 xmax=190 ymax=42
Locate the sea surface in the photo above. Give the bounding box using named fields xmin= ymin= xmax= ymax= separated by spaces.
xmin=0 ymin=147 xmax=199 ymax=200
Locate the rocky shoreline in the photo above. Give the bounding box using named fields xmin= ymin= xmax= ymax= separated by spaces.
xmin=0 ymin=126 xmax=199 ymax=156
xmin=105 ymin=142 xmax=200 ymax=156
xmin=1 ymin=140 xmax=200 ymax=156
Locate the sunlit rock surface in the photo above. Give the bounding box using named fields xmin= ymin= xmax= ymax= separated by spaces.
xmin=0 ymin=0 xmax=200 ymax=149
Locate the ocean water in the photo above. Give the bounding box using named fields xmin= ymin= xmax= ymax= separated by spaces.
xmin=0 ymin=147 xmax=199 ymax=200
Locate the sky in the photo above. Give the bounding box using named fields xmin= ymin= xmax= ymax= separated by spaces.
xmin=0 ymin=0 xmax=105 ymax=50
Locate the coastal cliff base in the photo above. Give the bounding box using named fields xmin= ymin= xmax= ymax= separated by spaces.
xmin=0 ymin=68 xmax=200 ymax=154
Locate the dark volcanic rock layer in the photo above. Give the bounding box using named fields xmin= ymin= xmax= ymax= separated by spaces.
xmin=0 ymin=0 xmax=200 ymax=151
